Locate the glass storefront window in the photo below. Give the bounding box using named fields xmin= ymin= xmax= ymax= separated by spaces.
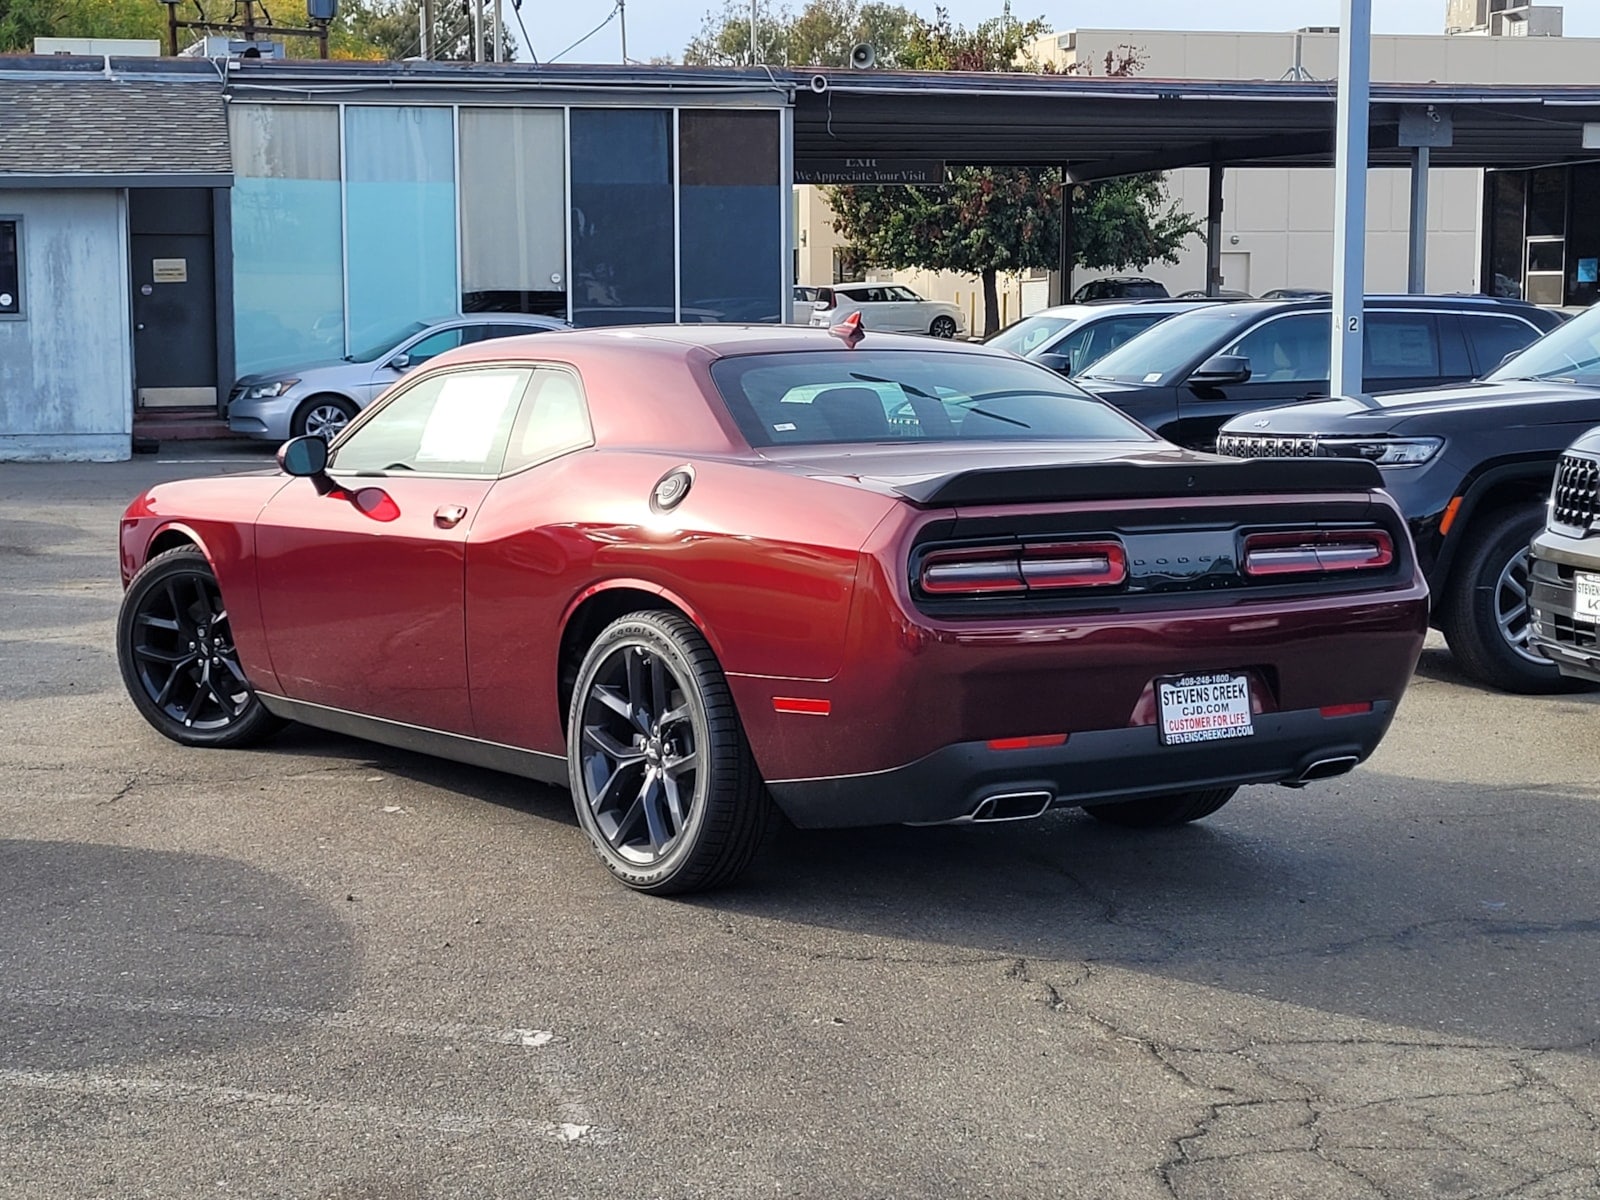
xmin=344 ymin=106 xmax=458 ymax=355
xmin=460 ymin=108 xmax=567 ymax=317
xmin=570 ymin=109 xmax=675 ymax=326
xmin=1567 ymin=164 xmax=1600 ymax=308
xmin=230 ymin=104 xmax=344 ymax=375
xmin=1486 ymin=171 xmax=1525 ymax=300
xmin=1528 ymin=168 xmax=1568 ymax=240
xmin=679 ymin=110 xmax=782 ymax=324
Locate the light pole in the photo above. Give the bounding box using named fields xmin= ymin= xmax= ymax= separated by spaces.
xmin=1330 ymin=0 xmax=1372 ymax=399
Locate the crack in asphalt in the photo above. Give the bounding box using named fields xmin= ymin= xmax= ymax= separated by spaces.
xmin=997 ymin=957 xmax=1600 ymax=1200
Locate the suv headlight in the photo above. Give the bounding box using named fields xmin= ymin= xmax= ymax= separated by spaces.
xmin=1315 ymin=436 xmax=1443 ymax=467
xmin=240 ymin=379 xmax=300 ymax=400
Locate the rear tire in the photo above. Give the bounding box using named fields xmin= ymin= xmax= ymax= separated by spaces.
xmin=1439 ymin=503 xmax=1580 ymax=694
xmin=1084 ymin=787 xmax=1237 ymax=829
xmin=567 ymin=611 xmax=774 ymax=895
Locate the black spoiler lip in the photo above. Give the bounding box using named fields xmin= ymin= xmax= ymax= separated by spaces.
xmin=891 ymin=457 xmax=1384 ymax=507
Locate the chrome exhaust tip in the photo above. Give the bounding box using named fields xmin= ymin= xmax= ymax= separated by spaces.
xmin=1281 ymin=755 xmax=1361 ymax=788
xmin=970 ymin=790 xmax=1055 ymax=822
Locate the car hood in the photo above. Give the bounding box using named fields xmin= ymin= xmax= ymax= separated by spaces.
xmin=1221 ymin=379 xmax=1600 ymax=437
xmin=233 ymin=359 xmax=360 ymax=390
xmin=758 ymin=440 xmax=1379 ymax=504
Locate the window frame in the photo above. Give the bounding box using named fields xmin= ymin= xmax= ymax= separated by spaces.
xmin=0 ymin=215 xmax=23 ymax=321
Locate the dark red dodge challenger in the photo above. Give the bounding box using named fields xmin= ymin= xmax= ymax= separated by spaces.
xmin=116 ymin=324 xmax=1428 ymax=894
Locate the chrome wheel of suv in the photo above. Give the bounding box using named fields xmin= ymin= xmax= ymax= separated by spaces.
xmin=1495 ymin=547 xmax=1540 ymax=665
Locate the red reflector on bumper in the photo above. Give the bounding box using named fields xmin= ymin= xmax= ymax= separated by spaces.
xmin=773 ymin=697 xmax=831 ymax=715
xmin=1319 ymin=702 xmax=1373 ymax=719
xmin=987 ymin=734 xmax=1069 ymax=751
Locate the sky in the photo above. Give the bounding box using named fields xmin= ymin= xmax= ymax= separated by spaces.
xmin=516 ymin=0 xmax=1600 ymax=66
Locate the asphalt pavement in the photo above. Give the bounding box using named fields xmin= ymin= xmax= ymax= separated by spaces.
xmin=1 ymin=444 xmax=1598 ymax=1199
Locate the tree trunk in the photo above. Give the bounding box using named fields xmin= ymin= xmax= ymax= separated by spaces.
xmin=981 ymin=268 xmax=1000 ymax=338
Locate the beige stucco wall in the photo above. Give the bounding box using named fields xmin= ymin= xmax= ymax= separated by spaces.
xmin=795 ymin=24 xmax=1597 ymax=321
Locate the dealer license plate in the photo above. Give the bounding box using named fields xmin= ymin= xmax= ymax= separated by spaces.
xmin=1576 ymin=572 xmax=1600 ymax=624
xmin=1157 ymin=673 xmax=1254 ymax=746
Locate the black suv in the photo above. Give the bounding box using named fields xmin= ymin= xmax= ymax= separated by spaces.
xmin=1214 ymin=302 xmax=1600 ymax=695
xmin=1075 ymin=295 xmax=1562 ymax=450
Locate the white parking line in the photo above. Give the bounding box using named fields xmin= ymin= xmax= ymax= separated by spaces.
xmin=0 ymin=1067 xmax=596 ymax=1141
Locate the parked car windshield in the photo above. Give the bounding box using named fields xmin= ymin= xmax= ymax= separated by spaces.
xmin=347 ymin=320 xmax=430 ymax=364
xmin=710 ymin=350 xmax=1152 ymax=447
xmin=1082 ymin=306 xmax=1262 ymax=384
xmin=1487 ymin=305 xmax=1600 ymax=384
xmin=987 ymin=314 xmax=1076 ymax=357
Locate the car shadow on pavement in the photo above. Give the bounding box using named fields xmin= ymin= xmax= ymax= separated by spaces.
xmin=704 ymin=777 xmax=1600 ymax=1056
xmin=0 ymin=839 xmax=357 ymax=1073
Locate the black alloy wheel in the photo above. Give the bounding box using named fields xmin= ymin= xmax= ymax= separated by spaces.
xmin=930 ymin=316 xmax=958 ymax=339
xmin=116 ymin=547 xmax=282 ymax=748
xmin=1084 ymin=787 xmax=1238 ymax=828
xmin=568 ymin=611 xmax=772 ymax=894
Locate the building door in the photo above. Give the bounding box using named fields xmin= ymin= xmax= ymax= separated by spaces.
xmin=129 ymin=189 xmax=217 ymax=410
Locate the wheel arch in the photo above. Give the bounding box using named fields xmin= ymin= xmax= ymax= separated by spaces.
xmin=1433 ymin=461 xmax=1554 ymax=609
xmin=143 ymin=523 xmax=215 ymax=573
xmin=556 ymin=580 xmax=724 ymax=725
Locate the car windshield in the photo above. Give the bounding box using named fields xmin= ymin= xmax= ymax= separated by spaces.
xmin=709 ymin=350 xmax=1152 ymax=447
xmin=346 ymin=320 xmax=430 ymax=364
xmin=1488 ymin=306 xmax=1600 ymax=384
xmin=987 ymin=315 xmax=1076 ymax=357
xmin=1082 ymin=306 xmax=1263 ymax=383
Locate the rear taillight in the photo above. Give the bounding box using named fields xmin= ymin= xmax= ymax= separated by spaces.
xmin=920 ymin=541 xmax=1127 ymax=596
xmin=1242 ymin=529 xmax=1394 ymax=577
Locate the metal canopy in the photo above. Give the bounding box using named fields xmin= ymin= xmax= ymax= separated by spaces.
xmin=786 ymin=71 xmax=1600 ymax=180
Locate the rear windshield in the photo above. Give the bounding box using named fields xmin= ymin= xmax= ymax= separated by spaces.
xmin=708 ymin=350 xmax=1152 ymax=447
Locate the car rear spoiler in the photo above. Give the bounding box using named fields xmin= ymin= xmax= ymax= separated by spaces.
xmin=892 ymin=457 xmax=1384 ymax=507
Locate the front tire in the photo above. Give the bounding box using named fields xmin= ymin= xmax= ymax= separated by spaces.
xmin=930 ymin=315 xmax=958 ymax=339
xmin=567 ymin=611 xmax=773 ymax=895
xmin=1083 ymin=787 xmax=1237 ymax=829
xmin=116 ymin=546 xmax=283 ymax=748
xmin=291 ymin=394 xmax=357 ymax=441
xmin=1440 ymin=504 xmax=1578 ymax=694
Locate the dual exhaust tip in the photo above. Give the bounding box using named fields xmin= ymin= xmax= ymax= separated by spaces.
xmin=949 ymin=756 xmax=1360 ymax=823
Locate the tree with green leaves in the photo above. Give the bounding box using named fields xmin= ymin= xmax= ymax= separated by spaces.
xmin=684 ymin=0 xmax=917 ymax=68
xmin=686 ymin=2 xmax=1199 ymax=336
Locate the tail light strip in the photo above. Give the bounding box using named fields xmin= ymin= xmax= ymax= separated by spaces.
xmin=920 ymin=541 xmax=1128 ymax=596
xmin=1241 ymin=529 xmax=1394 ymax=578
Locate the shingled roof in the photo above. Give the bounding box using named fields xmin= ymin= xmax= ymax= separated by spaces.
xmin=0 ymin=62 xmax=230 ymax=185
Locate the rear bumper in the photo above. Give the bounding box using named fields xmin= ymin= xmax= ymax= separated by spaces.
xmin=768 ymin=704 xmax=1394 ymax=828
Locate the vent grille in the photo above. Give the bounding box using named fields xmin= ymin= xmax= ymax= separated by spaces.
xmin=1551 ymin=453 xmax=1600 ymax=533
xmin=1215 ymin=434 xmax=1318 ymax=459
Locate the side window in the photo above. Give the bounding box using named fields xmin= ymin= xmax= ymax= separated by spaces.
xmin=401 ymin=327 xmax=467 ymax=366
xmin=0 ymin=217 xmax=19 ymax=318
xmin=1081 ymin=315 xmax=1161 ymax=367
xmin=889 ymin=286 xmax=921 ymax=302
xmin=484 ymin=323 xmax=547 ymax=342
xmin=859 ymin=288 xmax=888 ymax=304
xmin=333 ymin=367 xmax=531 ymax=476
xmin=1464 ymin=314 xmax=1541 ymax=376
xmin=503 ymin=368 xmax=594 ymax=472
xmin=1365 ymin=313 xmax=1441 ymax=379
xmin=1228 ymin=314 xmax=1330 ymax=384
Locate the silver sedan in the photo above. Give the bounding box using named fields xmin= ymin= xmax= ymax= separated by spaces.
xmin=227 ymin=313 xmax=571 ymax=441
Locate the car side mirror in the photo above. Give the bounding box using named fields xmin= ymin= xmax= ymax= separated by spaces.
xmin=1189 ymin=353 xmax=1252 ymax=386
xmin=1036 ymin=351 xmax=1074 ymax=376
xmin=388 ymin=353 xmax=411 ymax=371
xmin=277 ymin=435 xmax=337 ymax=495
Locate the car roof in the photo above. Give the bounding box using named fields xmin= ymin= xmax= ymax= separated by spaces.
xmin=1015 ymin=300 xmax=1213 ymax=320
xmin=444 ymin=323 xmax=1004 ymax=364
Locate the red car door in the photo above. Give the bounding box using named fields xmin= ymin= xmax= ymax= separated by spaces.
xmin=255 ymin=366 xmax=534 ymax=735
